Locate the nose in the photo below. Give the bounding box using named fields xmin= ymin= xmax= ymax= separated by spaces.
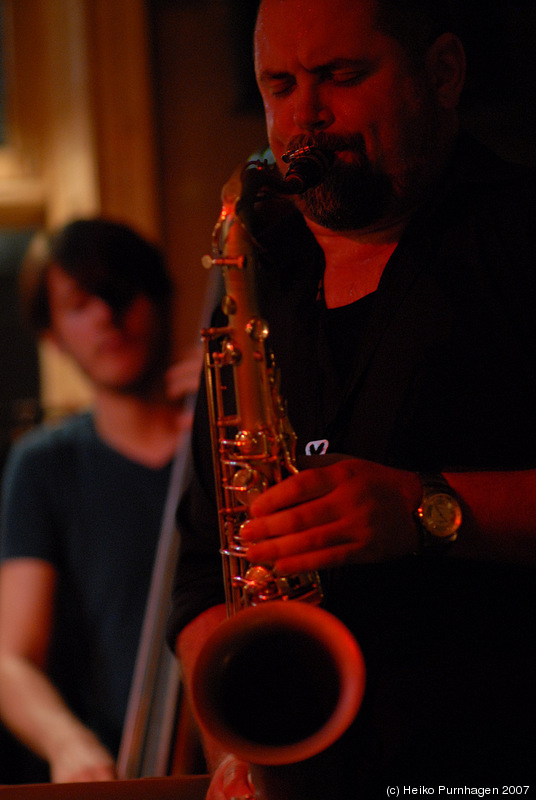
xmin=90 ymin=296 xmax=117 ymax=325
xmin=293 ymin=82 xmax=334 ymax=132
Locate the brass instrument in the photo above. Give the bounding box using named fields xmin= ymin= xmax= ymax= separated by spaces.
xmin=192 ymin=148 xmax=366 ymax=797
xmin=200 ymin=146 xmax=332 ymax=615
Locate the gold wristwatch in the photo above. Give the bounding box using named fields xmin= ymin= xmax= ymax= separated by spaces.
xmin=414 ymin=473 xmax=462 ymax=552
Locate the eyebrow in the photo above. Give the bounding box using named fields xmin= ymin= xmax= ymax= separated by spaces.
xmin=258 ymin=58 xmax=371 ymax=84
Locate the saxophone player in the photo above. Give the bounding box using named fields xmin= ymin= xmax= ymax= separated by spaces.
xmin=169 ymin=0 xmax=536 ymax=797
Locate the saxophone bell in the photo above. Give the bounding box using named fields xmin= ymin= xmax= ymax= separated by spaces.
xmin=192 ymin=603 xmax=365 ymax=767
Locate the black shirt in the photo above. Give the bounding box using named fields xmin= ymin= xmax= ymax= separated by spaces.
xmin=169 ymin=134 xmax=536 ymax=786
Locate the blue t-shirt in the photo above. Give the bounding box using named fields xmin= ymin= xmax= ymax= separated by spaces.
xmin=0 ymin=412 xmax=173 ymax=757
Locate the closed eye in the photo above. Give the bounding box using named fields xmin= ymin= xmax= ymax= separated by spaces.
xmin=328 ymin=68 xmax=369 ymax=86
xmin=260 ymin=73 xmax=296 ymax=97
xmin=317 ymin=58 xmax=374 ymax=86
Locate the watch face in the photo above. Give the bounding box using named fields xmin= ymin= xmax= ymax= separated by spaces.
xmin=421 ymin=492 xmax=462 ymax=538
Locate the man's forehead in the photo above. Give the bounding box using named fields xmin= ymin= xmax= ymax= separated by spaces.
xmin=255 ymin=0 xmax=382 ymax=71
xmin=255 ymin=0 xmax=378 ymax=31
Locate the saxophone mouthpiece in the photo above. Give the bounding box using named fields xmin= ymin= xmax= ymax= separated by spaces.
xmin=281 ymin=146 xmax=334 ymax=194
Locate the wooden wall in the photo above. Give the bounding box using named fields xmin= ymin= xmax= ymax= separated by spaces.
xmin=0 ymin=0 xmax=266 ymax=411
xmin=149 ymin=0 xmax=266 ymax=356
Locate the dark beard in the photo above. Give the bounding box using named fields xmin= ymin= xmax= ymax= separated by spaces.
xmin=283 ymin=133 xmax=394 ymax=231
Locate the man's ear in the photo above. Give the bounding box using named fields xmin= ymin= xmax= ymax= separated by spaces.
xmin=426 ymin=32 xmax=466 ymax=110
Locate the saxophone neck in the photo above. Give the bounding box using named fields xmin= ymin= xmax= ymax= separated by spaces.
xmin=214 ymin=145 xmax=334 ymax=254
xmin=212 ymin=170 xmax=255 ymax=261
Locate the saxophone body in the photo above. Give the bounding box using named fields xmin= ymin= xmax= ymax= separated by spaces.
xmin=201 ymin=148 xmax=329 ymax=615
xmin=193 ymin=149 xmax=366 ymax=793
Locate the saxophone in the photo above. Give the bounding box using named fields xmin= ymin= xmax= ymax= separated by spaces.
xmin=192 ymin=148 xmax=365 ymax=792
xmin=200 ymin=146 xmax=332 ymax=615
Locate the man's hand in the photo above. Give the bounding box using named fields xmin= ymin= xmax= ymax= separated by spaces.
xmin=49 ymin=729 xmax=116 ymax=783
xmin=165 ymin=346 xmax=202 ymax=405
xmin=243 ymin=457 xmax=422 ymax=574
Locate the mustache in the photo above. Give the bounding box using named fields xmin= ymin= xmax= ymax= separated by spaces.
xmin=285 ymin=132 xmax=368 ymax=162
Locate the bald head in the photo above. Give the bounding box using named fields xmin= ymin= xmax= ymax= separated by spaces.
xmin=256 ymin=0 xmax=459 ymax=61
xmin=253 ymin=0 xmax=465 ymax=232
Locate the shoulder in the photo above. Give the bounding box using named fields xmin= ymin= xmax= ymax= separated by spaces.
xmin=4 ymin=412 xmax=95 ymax=477
xmin=415 ymin=134 xmax=536 ymax=280
xmin=447 ymin=133 xmax=536 ymax=213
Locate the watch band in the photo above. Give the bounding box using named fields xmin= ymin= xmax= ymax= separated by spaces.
xmin=417 ymin=473 xmax=452 ymax=491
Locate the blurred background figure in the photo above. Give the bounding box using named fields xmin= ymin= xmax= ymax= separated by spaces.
xmin=0 ymin=219 xmax=200 ymax=784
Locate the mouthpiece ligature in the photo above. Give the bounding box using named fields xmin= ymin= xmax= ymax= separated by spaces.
xmin=281 ymin=145 xmax=334 ymax=194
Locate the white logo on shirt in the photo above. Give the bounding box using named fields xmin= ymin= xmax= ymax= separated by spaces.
xmin=305 ymin=439 xmax=329 ymax=456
